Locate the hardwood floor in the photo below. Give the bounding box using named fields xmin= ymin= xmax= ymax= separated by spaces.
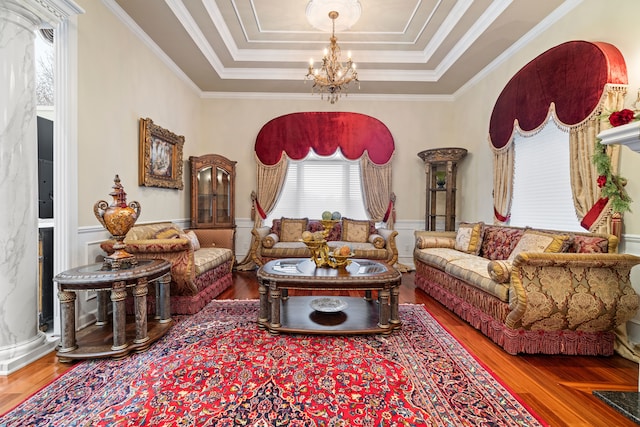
xmin=1 ymin=271 xmax=638 ymax=426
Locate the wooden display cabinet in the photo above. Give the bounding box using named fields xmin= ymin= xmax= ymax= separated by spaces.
xmin=189 ymin=154 xmax=236 ymax=235
xmin=417 ymin=148 xmax=467 ymax=231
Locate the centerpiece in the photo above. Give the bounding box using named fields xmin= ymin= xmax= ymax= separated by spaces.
xmin=301 ymin=211 xmax=353 ymax=268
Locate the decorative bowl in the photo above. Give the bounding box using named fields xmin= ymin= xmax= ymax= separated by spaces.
xmin=310 ymin=297 xmax=348 ymax=313
xmin=329 ymin=251 xmax=354 ymax=268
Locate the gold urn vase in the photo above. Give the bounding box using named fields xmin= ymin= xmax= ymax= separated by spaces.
xmin=94 ymin=175 xmax=141 ymax=270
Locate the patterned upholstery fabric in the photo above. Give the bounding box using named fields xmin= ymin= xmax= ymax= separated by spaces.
xmin=480 ymin=226 xmax=525 ymax=260
xmin=413 ymin=226 xmax=640 ymax=356
xmin=342 ymin=218 xmax=371 ymax=243
xmin=101 ymin=222 xmax=233 ymax=315
xmin=280 ymin=218 xmax=309 ymax=242
xmin=568 ymin=235 xmax=610 ymax=253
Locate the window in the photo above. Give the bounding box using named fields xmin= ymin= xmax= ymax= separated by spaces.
xmin=265 ymin=151 xmax=368 ymax=225
xmin=509 ymin=117 xmax=583 ymax=231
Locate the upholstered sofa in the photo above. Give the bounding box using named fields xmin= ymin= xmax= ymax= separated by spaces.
xmin=100 ymin=222 xmax=234 ymax=315
xmin=250 ymin=217 xmax=398 ymax=266
xmin=414 ymin=223 xmax=640 ymax=356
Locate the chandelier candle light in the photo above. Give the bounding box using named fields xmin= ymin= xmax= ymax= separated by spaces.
xmin=306 ymin=11 xmax=359 ymax=104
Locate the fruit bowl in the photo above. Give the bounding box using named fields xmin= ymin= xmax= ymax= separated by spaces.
xmin=328 ymin=251 xmax=354 ymax=268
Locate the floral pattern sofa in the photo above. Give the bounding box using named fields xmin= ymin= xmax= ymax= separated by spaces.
xmin=250 ymin=217 xmax=399 ymax=266
xmin=101 ymin=222 xmax=234 ymax=315
xmin=414 ymin=223 xmax=640 ymax=356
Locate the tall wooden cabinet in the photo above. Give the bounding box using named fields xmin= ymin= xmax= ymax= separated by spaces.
xmin=189 ymin=154 xmax=236 ymax=232
xmin=417 ymin=148 xmax=467 ymax=231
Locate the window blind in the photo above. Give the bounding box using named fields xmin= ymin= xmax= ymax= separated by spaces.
xmin=265 ymin=151 xmax=368 ymax=225
xmin=509 ymin=119 xmax=583 ymax=232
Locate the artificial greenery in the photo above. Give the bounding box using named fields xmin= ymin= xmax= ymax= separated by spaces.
xmin=593 ymin=139 xmax=632 ymax=213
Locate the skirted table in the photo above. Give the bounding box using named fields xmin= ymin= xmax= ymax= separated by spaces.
xmin=54 ymin=259 xmax=172 ymax=361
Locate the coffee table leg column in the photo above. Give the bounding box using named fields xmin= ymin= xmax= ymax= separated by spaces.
xmin=156 ymin=273 xmax=171 ymax=323
xmin=133 ymin=277 xmax=149 ymax=345
xmin=390 ymin=284 xmax=401 ymax=326
xmin=95 ymin=291 xmax=109 ymax=326
xmin=111 ymin=281 xmax=128 ymax=351
xmin=270 ymin=285 xmax=282 ymax=330
xmin=58 ymin=289 xmax=78 ymax=354
xmin=258 ymin=278 xmax=269 ymax=328
xmin=378 ymin=289 xmax=390 ymax=329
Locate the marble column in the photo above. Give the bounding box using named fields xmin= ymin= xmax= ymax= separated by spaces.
xmin=0 ymin=0 xmax=82 ymax=375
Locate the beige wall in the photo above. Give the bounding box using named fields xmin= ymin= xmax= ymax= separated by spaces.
xmin=198 ymin=98 xmax=455 ymax=222
xmin=77 ymin=0 xmax=640 ymax=236
xmin=76 ymin=0 xmax=202 ymax=227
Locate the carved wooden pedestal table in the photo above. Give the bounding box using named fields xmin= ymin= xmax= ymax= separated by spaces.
xmin=257 ymin=258 xmax=402 ymax=335
xmin=54 ymin=259 xmax=172 ymax=361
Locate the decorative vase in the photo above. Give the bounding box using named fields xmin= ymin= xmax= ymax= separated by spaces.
xmin=94 ymin=175 xmax=141 ymax=270
xmin=435 ymin=172 xmax=446 ymax=189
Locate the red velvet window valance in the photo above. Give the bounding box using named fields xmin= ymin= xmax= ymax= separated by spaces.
xmin=255 ymin=112 xmax=395 ymax=165
xmin=489 ymin=41 xmax=628 ymax=149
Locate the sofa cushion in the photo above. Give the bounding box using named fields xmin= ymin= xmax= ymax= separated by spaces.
xmin=280 ymin=217 xmax=309 ymax=242
xmin=487 ymin=260 xmax=512 ymax=283
xmin=480 ymin=226 xmax=525 ymax=260
xmin=507 ymin=230 xmax=570 ymax=261
xmin=455 ymin=222 xmax=484 ymax=255
xmin=193 ymin=247 xmax=233 ymax=276
xmin=342 ymin=218 xmax=371 ymax=243
xmin=414 ymin=248 xmax=477 ymax=270
xmin=444 ymin=257 xmax=510 ymax=302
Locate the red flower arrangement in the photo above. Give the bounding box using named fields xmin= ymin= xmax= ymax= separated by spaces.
xmin=609 ymin=108 xmax=635 ymax=127
xmin=597 ymin=175 xmax=607 ymax=188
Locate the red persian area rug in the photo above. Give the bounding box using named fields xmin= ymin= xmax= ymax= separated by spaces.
xmin=0 ymin=300 xmax=547 ymax=426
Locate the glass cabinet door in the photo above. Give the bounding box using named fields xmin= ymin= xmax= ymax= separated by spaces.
xmin=215 ymin=166 xmax=231 ymax=224
xmin=197 ymin=166 xmax=214 ymax=224
xmin=190 ymin=154 xmax=236 ymax=229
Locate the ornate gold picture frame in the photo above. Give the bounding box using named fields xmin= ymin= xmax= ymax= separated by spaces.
xmin=139 ymin=117 xmax=184 ymax=190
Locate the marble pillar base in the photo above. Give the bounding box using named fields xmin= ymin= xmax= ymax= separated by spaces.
xmin=0 ymin=332 xmax=58 ymax=375
xmin=593 ymin=391 xmax=640 ymax=425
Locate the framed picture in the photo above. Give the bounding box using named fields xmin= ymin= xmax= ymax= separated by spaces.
xmin=139 ymin=117 xmax=184 ymax=190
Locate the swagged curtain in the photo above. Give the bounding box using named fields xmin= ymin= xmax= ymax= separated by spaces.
xmin=489 ymin=41 xmax=628 ymax=235
xmin=237 ymin=112 xmax=396 ymax=270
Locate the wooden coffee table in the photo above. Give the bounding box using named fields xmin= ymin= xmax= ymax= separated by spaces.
xmin=257 ymin=258 xmax=402 ymax=335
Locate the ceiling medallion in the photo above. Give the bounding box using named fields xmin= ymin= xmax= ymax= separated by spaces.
xmin=305 ymin=11 xmax=359 ymax=104
xmin=305 ymin=0 xmax=361 ymax=32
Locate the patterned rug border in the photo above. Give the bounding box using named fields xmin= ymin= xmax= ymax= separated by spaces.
xmin=0 ymin=299 xmax=549 ymax=426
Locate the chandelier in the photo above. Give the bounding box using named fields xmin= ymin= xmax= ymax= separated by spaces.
xmin=305 ymin=11 xmax=359 ymax=104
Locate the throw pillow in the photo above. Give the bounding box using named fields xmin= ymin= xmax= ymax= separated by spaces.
xmin=368 ymin=234 xmax=385 ymax=249
xmin=262 ymin=233 xmax=279 ymax=248
xmin=487 ymin=260 xmax=512 ymax=283
xmin=416 ymin=233 xmax=456 ymax=249
xmin=280 ymin=217 xmax=309 ymax=242
xmin=454 ymin=222 xmax=484 ymax=254
xmin=154 ymin=227 xmax=181 ymax=239
xmin=342 ymin=218 xmax=370 ymax=243
xmin=182 ymin=231 xmax=200 ymax=251
xmin=507 ymin=230 xmax=570 ymax=261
